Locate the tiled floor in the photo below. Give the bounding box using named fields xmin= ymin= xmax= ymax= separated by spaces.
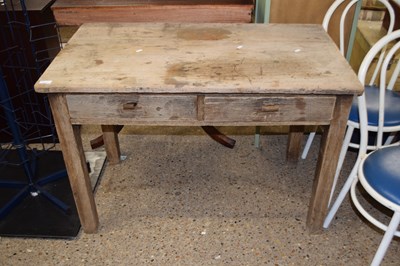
xmin=0 ymin=126 xmax=399 ymax=265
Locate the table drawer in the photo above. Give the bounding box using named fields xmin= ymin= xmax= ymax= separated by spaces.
xmin=203 ymin=96 xmax=336 ymax=123
xmin=66 ymin=94 xmax=198 ymax=123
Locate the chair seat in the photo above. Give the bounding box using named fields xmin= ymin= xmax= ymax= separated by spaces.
xmin=349 ymin=85 xmax=400 ymax=127
xmin=362 ymin=146 xmax=400 ymax=205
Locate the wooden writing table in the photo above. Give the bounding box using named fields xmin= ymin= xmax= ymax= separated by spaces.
xmin=35 ymin=23 xmax=363 ymax=234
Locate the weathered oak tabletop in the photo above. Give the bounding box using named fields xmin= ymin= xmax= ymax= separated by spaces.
xmin=35 ymin=23 xmax=363 ymax=234
xmin=36 ymin=23 xmax=361 ymax=95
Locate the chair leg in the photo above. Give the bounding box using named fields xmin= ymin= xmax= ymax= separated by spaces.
xmin=301 ymin=132 xmax=315 ymax=159
xmin=254 ymin=126 xmax=261 ymax=148
xmin=371 ymin=211 xmax=400 ymax=266
xmin=323 ymin=156 xmax=360 ymax=228
xmin=384 ymin=133 xmax=395 ymax=146
xmin=328 ymin=126 xmax=354 ymax=206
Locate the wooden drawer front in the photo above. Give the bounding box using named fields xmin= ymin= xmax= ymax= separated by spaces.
xmin=67 ymin=94 xmax=197 ymax=123
xmin=203 ymin=96 xmax=336 ymax=123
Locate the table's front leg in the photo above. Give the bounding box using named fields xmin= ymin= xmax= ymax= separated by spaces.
xmin=49 ymin=94 xmax=99 ymax=233
xmin=306 ymin=95 xmax=353 ymax=233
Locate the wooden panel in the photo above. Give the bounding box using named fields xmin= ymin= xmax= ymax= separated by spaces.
xmin=269 ymin=0 xmax=333 ymax=24
xmin=349 ymin=20 xmax=385 ymax=73
xmin=269 ymin=0 xmax=355 ymax=50
xmin=52 ymin=0 xmax=253 ymax=7
xmin=67 ymin=94 xmax=336 ymax=126
xmin=51 ymin=0 xmax=254 ymax=25
xmin=66 ymin=94 xmax=198 ymax=124
xmin=203 ymin=96 xmax=336 ymax=124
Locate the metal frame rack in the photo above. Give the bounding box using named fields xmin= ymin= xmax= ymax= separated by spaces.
xmin=0 ymin=0 xmax=68 ymax=219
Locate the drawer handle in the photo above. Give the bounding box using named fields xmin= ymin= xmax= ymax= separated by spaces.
xmin=122 ymin=102 xmax=138 ymax=110
xmin=261 ymin=104 xmax=279 ymax=112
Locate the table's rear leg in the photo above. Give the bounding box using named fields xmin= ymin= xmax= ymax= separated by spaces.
xmin=49 ymin=94 xmax=99 ymax=233
xmin=90 ymin=125 xmax=124 ymax=150
xmin=306 ymin=95 xmax=353 ymax=233
xmin=287 ymin=126 xmax=304 ymax=162
xmin=101 ymin=125 xmax=121 ymax=164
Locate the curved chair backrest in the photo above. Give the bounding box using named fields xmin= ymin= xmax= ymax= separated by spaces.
xmin=325 ymin=29 xmax=400 ymax=232
xmin=323 ymin=0 xmax=395 ymax=55
xmin=357 ymin=29 xmax=400 ymax=155
xmin=301 ymin=0 xmax=397 ymax=160
xmin=324 ymin=30 xmax=400 ymax=266
xmin=352 ymin=30 xmax=400 ymax=266
xmin=323 ymin=0 xmax=395 ymax=84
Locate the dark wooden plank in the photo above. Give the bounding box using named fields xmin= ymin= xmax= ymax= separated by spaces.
xmin=52 ymin=0 xmax=253 ymax=8
xmin=51 ymin=0 xmax=254 ymax=25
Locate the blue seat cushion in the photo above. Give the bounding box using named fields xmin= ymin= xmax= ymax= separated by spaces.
xmin=349 ymin=85 xmax=400 ymax=127
xmin=362 ymin=146 xmax=400 ymax=205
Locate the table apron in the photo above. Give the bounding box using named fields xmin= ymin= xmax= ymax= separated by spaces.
xmin=66 ymin=93 xmax=337 ymax=126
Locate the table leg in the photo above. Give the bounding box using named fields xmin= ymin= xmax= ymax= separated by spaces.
xmin=101 ymin=125 xmax=121 ymax=164
xmin=49 ymin=94 xmax=99 ymax=233
xmin=287 ymin=126 xmax=304 ymax=162
xmin=306 ymin=95 xmax=353 ymax=233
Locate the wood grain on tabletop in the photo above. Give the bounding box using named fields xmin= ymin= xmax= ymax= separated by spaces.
xmin=35 ymin=23 xmax=362 ymax=95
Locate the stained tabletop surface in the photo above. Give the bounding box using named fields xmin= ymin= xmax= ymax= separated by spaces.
xmin=35 ymin=23 xmax=363 ymax=95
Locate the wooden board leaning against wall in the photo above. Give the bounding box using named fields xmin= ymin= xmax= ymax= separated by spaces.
xmin=268 ymin=0 xmax=356 ymax=58
xmin=54 ymin=0 xmax=254 ymax=45
xmin=58 ymin=0 xmax=355 ymax=57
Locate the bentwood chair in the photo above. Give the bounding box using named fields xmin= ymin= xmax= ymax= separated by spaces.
xmin=324 ymin=30 xmax=400 ymax=266
xmin=302 ymin=0 xmax=396 ymax=160
xmin=302 ymin=0 xmax=397 ymax=207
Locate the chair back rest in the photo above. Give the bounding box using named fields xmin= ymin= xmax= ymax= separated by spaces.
xmin=324 ymin=0 xmax=396 ymax=86
xmin=357 ymin=30 xmax=400 ymax=154
xmin=323 ymin=0 xmax=395 ymax=57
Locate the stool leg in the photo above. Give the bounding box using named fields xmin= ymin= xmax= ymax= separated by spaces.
xmin=328 ymin=126 xmax=354 ymax=206
xmin=254 ymin=126 xmax=261 ymax=148
xmin=371 ymin=211 xmax=400 ymax=266
xmin=301 ymin=132 xmax=315 ymax=159
xmin=323 ymin=156 xmax=360 ymax=228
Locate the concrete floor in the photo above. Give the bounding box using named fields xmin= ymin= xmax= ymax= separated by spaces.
xmin=0 ymin=126 xmax=399 ymax=265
